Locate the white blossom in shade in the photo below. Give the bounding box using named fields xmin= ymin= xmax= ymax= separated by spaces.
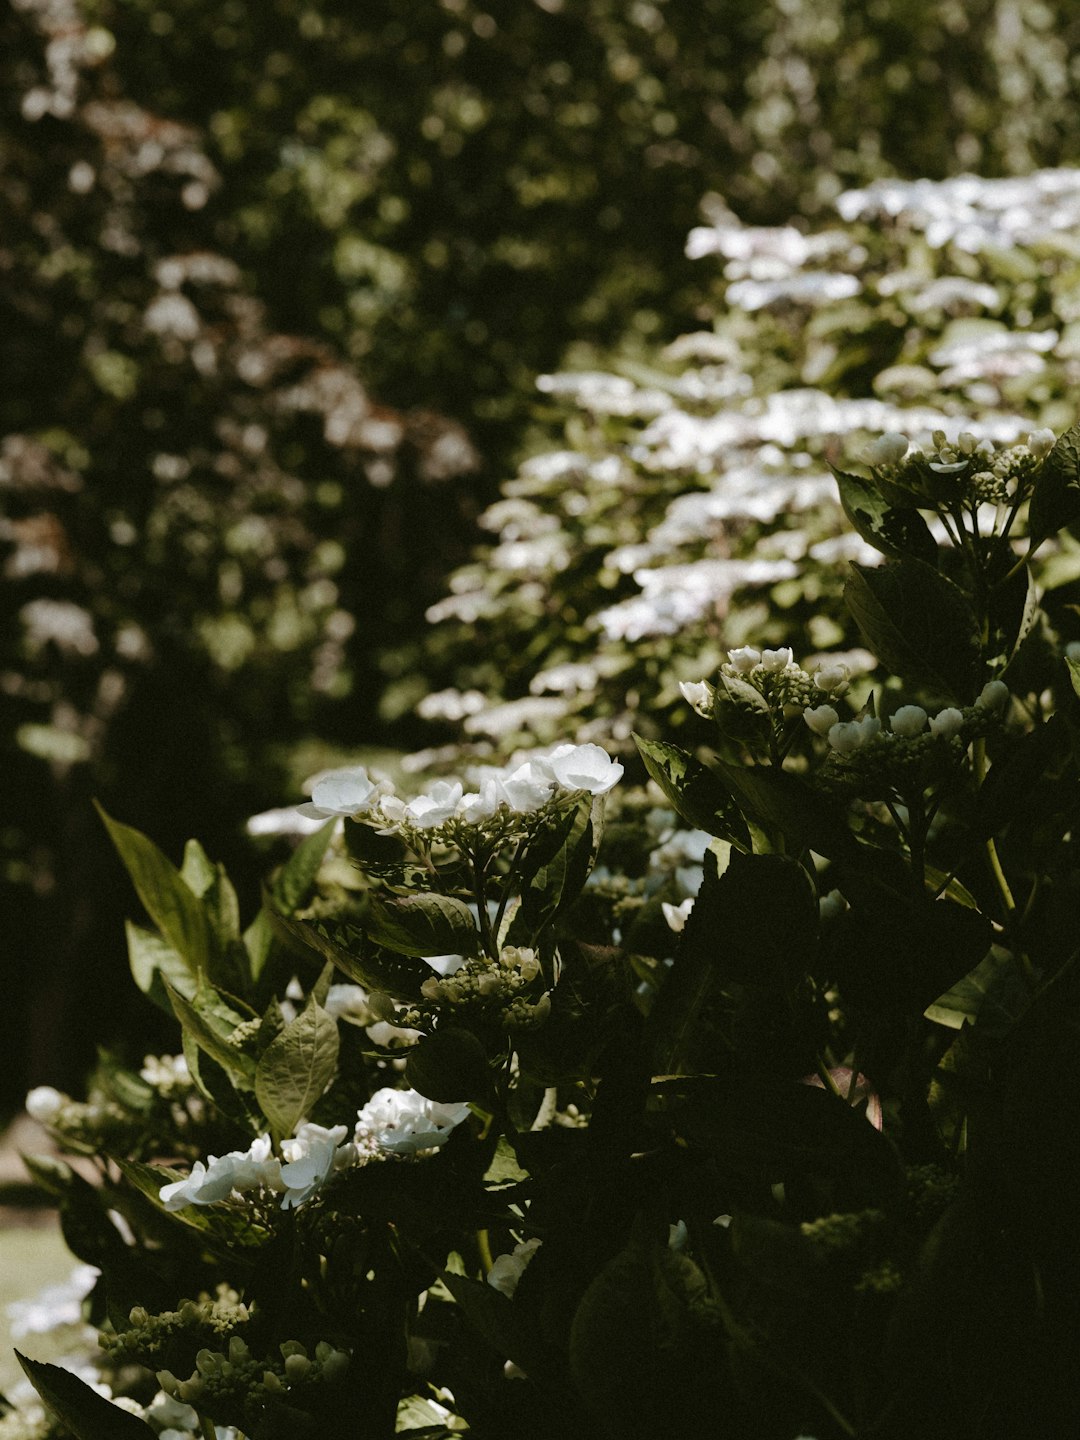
xmin=662 ymin=897 xmax=695 ymax=933
xmin=158 ymin=1136 xmax=281 ymax=1211
xmin=727 ymin=646 xmax=761 ymax=673
xmin=354 ymin=1088 xmax=471 ymax=1156
xmin=890 ymin=705 xmax=928 ymax=737
xmin=976 ymin=680 xmax=1010 ymax=713
xmin=378 ymin=794 xmax=408 ymax=826
xmin=487 ymin=1238 xmax=543 ymax=1297
xmin=804 ymin=704 xmax=840 ymax=737
xmin=928 ymin=707 xmax=965 ymax=738
xmin=760 ymin=647 xmax=794 ymax=672
xmin=828 ymin=715 xmax=881 ymax=756
xmin=323 ymin=985 xmax=371 ymax=1022
xmin=818 ymin=889 xmax=849 ymax=923
xmin=1066 ymin=641 xmax=1080 ymax=661
xmin=546 ymin=743 xmax=624 ymax=795
xmin=297 ymin=766 xmax=385 ymax=820
xmin=679 ymin=680 xmax=712 ymax=715
xmin=426 ymin=954 xmax=465 ymax=977
xmin=278 ymin=1123 xmax=355 ymax=1210
xmin=813 ymin=662 xmax=849 ymax=692
xmin=500 ymin=759 xmax=556 ymax=812
xmin=26 ymin=1085 xmax=66 ymax=1123
xmin=867 ymin=431 xmax=909 ymax=466
xmin=405 ymin=780 xmax=464 ymax=828
xmin=1029 ymin=428 xmax=1056 ymax=459
xmin=456 ymin=776 xmax=504 ymax=823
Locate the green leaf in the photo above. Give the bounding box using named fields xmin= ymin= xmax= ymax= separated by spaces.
xmin=1029 ymin=422 xmax=1080 ymax=544
xmin=440 ymin=1271 xmax=552 ymax=1380
xmin=845 ymin=559 xmax=981 ymax=701
xmin=515 ymin=795 xmax=600 ymax=938
xmin=1068 ymin=654 xmax=1080 ymax=702
xmin=405 ymin=1027 xmax=488 ymax=1103
xmin=366 ymin=892 xmax=481 ymax=959
xmin=255 ymin=997 xmax=340 ymax=1135
xmin=180 ymin=837 xmax=217 ymax=896
xmin=243 ymin=820 xmax=336 ymax=980
xmin=126 ymin=921 xmax=195 ymax=1006
xmin=268 ymin=910 xmax=433 ymax=1001
xmin=712 ymin=759 xmax=856 ymax=861
xmin=633 ymin=735 xmax=749 ymax=847
xmin=17 ymin=1354 xmax=154 ymax=1439
xmin=164 ymin=980 xmax=256 ymax=1090
xmin=97 ymin=804 xmax=215 ymax=977
xmin=832 ymin=465 xmax=937 ymax=564
xmin=924 ymin=946 xmax=1033 ymax=1037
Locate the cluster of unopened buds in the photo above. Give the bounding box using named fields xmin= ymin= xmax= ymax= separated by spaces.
xmin=681 ymin=645 xmax=850 ymax=721
xmin=414 ymin=945 xmax=551 ymax=1030
xmin=864 ymin=427 xmax=1056 ymax=507
xmin=156 ymin=1335 xmax=350 ymax=1411
xmin=805 ymin=679 xmax=1010 ymax=759
xmin=297 ymin=742 xmax=623 ymax=839
xmin=104 ymin=1288 xmax=250 ymax=1368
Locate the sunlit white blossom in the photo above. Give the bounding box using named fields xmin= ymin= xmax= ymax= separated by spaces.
xmin=866 ymin=432 xmax=909 ymax=466
xmin=279 ymin=1123 xmax=355 ymax=1210
xmin=1029 ymin=428 xmax=1056 ymax=459
xmin=813 ymin=662 xmax=849 ymax=692
xmin=456 ymin=776 xmax=504 ymax=823
xmin=26 ymin=1085 xmax=66 ymax=1123
xmin=545 ymin=742 xmax=623 ymax=795
xmin=727 ymin=646 xmax=761 ymax=673
xmin=679 ymin=679 xmax=712 ymax=714
xmin=405 ymin=780 xmax=465 ymax=828
xmin=760 ymin=647 xmax=794 ymax=672
xmin=297 ymin=766 xmax=386 ymax=820
xmin=501 ymin=759 xmax=556 ymax=812
xmin=159 ymin=1136 xmax=281 ymax=1211
xmin=355 ymin=1087 xmax=471 ymax=1156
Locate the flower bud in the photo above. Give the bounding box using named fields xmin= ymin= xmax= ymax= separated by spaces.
xmin=761 ymin=647 xmax=793 ymax=672
xmin=976 ymin=680 xmax=1009 ymax=713
xmin=957 ymin=431 xmax=978 ymax=455
xmin=890 ymin=705 xmax=928 ymax=737
xmin=867 ymin=431 xmax=909 ymax=466
xmin=1029 ymin=427 xmax=1055 ymax=459
xmin=420 ymin=977 xmax=442 ymax=1001
xmin=679 ymin=680 xmax=712 ymax=714
xmin=320 ymin=1348 xmax=351 ymax=1381
xmin=25 ymin=1086 xmax=65 ymax=1123
xmin=263 ymin=1369 xmax=284 ymax=1394
xmin=285 ymin=1352 xmax=312 ymax=1383
xmin=195 ymin=1349 xmax=221 ymax=1377
xmin=156 ymin=1370 xmax=180 ymax=1397
xmin=804 ymin=704 xmax=839 ymax=737
xmin=813 ymin=663 xmax=848 ymax=692
xmin=178 ymin=1300 xmax=201 ymax=1323
xmin=177 ymin=1376 xmax=205 ymax=1404
xmin=929 ymin=707 xmax=964 ymax=739
xmin=228 ymin=1335 xmax=250 ymax=1365
xmin=128 ymin=1306 xmax=149 ymax=1327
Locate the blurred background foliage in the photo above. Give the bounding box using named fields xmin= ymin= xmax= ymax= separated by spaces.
xmin=4 ymin=0 xmax=1080 ymax=1112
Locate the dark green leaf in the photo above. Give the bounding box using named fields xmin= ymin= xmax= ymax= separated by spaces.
xmin=16 ymin=1354 xmax=154 ymax=1440
xmin=924 ymin=946 xmax=1032 ymax=1037
xmin=1029 ymin=423 xmax=1080 ymax=544
xmin=97 ymin=804 xmax=215 ymax=977
xmin=516 ymin=795 xmax=599 ymax=937
xmin=268 ymin=910 xmax=433 ymax=1001
xmin=244 ymin=820 xmax=337 ymax=980
xmin=406 ymin=1027 xmax=489 ymax=1103
xmin=712 ymin=759 xmax=856 ymax=861
xmin=440 ymin=1270 xmax=552 ymax=1380
xmin=832 ymin=465 xmax=937 ymax=564
xmin=633 ymin=735 xmax=749 ymax=847
xmin=366 ymin=892 xmax=481 ymax=959
xmin=845 ymin=559 xmax=981 ymax=701
xmin=255 ymin=997 xmax=340 ymax=1135
xmin=164 ymin=980 xmax=256 ymax=1090
xmin=180 ymin=837 xmax=217 ymax=896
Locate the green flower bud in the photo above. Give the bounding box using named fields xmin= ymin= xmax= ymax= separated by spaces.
xmin=320 ymin=1348 xmax=350 ymax=1382
xmin=156 ymin=1370 xmax=180 ymax=1397
xmin=285 ymin=1352 xmax=312 ymax=1383
xmin=263 ymin=1369 xmax=285 ymax=1394
xmin=128 ymin=1306 xmax=149 ymax=1327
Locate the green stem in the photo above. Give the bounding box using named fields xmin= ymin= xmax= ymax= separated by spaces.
xmin=196 ymin=1414 xmax=217 ymax=1440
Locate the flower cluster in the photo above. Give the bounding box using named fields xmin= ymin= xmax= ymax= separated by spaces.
xmin=158 ymin=1090 xmax=471 ymax=1213
xmin=298 ymin=742 xmax=623 ymax=838
xmin=866 ymin=426 xmax=1055 ymax=513
xmin=415 ymin=946 xmax=551 ymax=1030
xmin=103 ymin=1287 xmax=250 ymax=1369
xmin=156 ymin=1336 xmax=349 ymax=1414
xmin=809 ymin=680 xmax=1010 ymax=763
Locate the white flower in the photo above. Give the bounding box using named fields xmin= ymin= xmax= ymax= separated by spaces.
xmin=976 ymin=680 xmax=1010 ymax=713
xmin=354 ymin=1087 xmax=471 ymax=1156
xmin=278 ymin=1123 xmax=354 ymax=1209
xmin=405 ymin=780 xmax=464 ymax=829
xmin=159 ymin=1135 xmax=280 ymax=1211
xmin=426 ymin=953 xmax=465 ymax=976
xmin=890 ymin=705 xmax=928 ymax=737
xmin=456 ymin=776 xmax=504 ymax=823
xmin=501 ymin=759 xmax=556 ymax=812
xmin=545 ymin=743 xmax=623 ymax=795
xmin=804 ymin=704 xmax=840 ymax=736
xmin=929 ymin=706 xmax=965 ymax=738
xmin=866 ymin=431 xmax=908 ymax=466
xmin=487 ymin=1238 xmax=542 ymax=1297
xmin=323 ymin=984 xmax=371 ymax=1022
xmin=726 ymin=646 xmax=761 ymax=673
xmin=813 ymin=662 xmax=849 ymax=692
xmin=26 ymin=1085 xmax=66 ymax=1123
xmin=679 ymin=679 xmax=712 ymax=715
xmin=818 ymin=889 xmax=848 ymax=922
xmin=957 ymin=431 xmax=978 ymax=455
xmin=1066 ymin=641 xmax=1080 ymax=661
xmin=828 ymin=715 xmax=881 ymax=756
xmin=297 ymin=766 xmax=386 ymax=820
xmin=1029 ymin=427 xmax=1056 ymax=459
xmin=760 ymin=647 xmax=794 ymax=672
xmin=662 ymin=898 xmax=695 ymax=933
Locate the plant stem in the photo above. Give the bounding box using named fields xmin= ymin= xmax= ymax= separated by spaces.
xmin=196 ymin=1414 xmax=217 ymax=1440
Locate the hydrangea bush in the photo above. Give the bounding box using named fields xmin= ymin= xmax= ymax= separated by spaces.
xmin=13 ymin=420 xmax=1080 ymax=1439
xmin=409 ymin=170 xmax=1080 ymax=760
